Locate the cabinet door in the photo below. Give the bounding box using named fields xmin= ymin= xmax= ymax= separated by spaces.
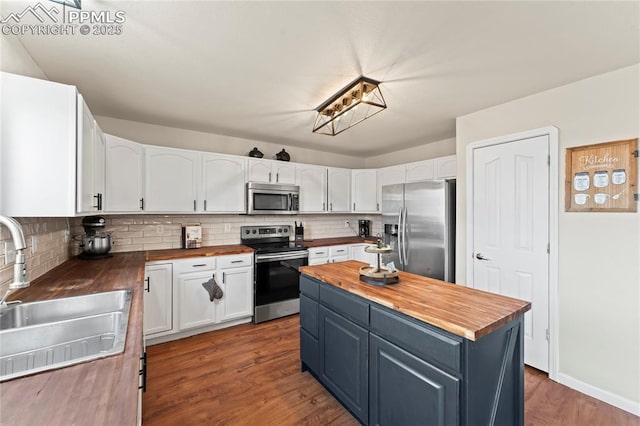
xmin=377 ymin=165 xmax=405 ymax=209
xmin=405 ymin=159 xmax=435 ymax=182
xmin=93 ymin=124 xmax=106 ymax=210
xmin=329 ymin=245 xmax=350 ymax=263
xmin=435 ymin=155 xmax=457 ymax=179
xmin=308 ymin=246 xmax=329 ymax=265
xmin=273 ymin=162 xmax=297 ymax=184
xmin=369 ymin=334 xmax=459 ymax=426
xmin=297 ymin=165 xmax=327 ymax=213
xmin=144 ymin=263 xmax=173 ymax=336
xmin=247 ymin=158 xmax=273 ymax=183
xmin=177 ymin=268 xmax=217 ymax=330
xmin=352 ymin=169 xmax=379 ymax=212
xmin=77 ymin=94 xmax=98 ymax=213
xmin=319 ymin=306 xmax=368 ymax=424
xmin=105 ymin=134 xmax=144 ymax=212
xmin=202 ymin=153 xmax=246 ymax=212
xmin=145 ymin=146 xmax=199 ymax=212
xmin=216 ymin=266 xmax=253 ymax=321
xmin=350 ymin=244 xmax=378 ymax=265
xmin=327 ymin=167 xmax=351 ymax=212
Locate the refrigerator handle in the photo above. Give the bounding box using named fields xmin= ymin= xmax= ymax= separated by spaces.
xmin=402 ymin=207 xmax=408 ymax=266
xmin=397 ymin=208 xmax=404 ymax=265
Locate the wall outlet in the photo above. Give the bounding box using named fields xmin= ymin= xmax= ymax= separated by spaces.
xmin=224 ymin=223 xmax=231 ymax=233
xmin=4 ymin=242 xmax=16 ymax=264
xmin=344 ymin=221 xmax=350 ymax=228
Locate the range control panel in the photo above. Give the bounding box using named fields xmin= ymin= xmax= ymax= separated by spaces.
xmin=241 ymin=225 xmax=290 ymax=239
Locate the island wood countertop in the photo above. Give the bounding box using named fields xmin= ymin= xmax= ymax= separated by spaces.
xmin=300 ymin=260 xmax=531 ymax=341
xmin=0 ymin=252 xmax=145 ymax=426
xmin=303 ymin=236 xmax=378 ymax=247
xmin=146 ymin=244 xmax=254 ymax=261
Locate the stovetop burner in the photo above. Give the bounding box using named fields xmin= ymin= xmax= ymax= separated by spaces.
xmin=241 ymin=225 xmax=307 ymax=254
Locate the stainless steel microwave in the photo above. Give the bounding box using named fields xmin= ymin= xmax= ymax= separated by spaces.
xmin=246 ymin=182 xmax=299 ymax=215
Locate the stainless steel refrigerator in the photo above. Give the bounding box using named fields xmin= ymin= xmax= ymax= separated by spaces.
xmin=382 ymin=180 xmax=456 ymax=282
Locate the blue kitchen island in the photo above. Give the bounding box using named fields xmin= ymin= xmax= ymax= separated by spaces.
xmin=299 ymin=261 xmax=531 ymax=426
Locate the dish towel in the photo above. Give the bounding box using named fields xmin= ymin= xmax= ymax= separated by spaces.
xmin=202 ymin=275 xmax=223 ymax=301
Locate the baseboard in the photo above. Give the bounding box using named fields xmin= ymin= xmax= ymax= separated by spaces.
xmin=557 ymin=373 xmax=640 ymax=417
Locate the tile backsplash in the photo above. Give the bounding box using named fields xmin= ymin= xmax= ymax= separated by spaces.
xmin=0 ymin=218 xmax=70 ymax=293
xmin=70 ymin=214 xmax=382 ymax=254
xmin=0 ymin=214 xmax=380 ymax=292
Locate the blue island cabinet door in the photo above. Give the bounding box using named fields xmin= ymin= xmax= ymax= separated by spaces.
xmin=318 ymin=306 xmax=369 ymax=424
xmin=370 ymin=334 xmax=460 ymax=426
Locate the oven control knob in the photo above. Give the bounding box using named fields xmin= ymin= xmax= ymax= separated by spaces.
xmin=277 ymin=228 xmax=282 ymax=233
xmin=252 ymin=229 xmax=257 ymax=234
xmin=283 ymin=228 xmax=288 ymax=233
xmin=245 ymin=229 xmax=250 ymax=234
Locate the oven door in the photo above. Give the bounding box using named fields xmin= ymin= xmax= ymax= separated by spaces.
xmin=254 ymin=251 xmax=308 ymax=322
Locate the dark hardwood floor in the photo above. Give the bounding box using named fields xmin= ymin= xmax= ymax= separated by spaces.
xmin=143 ymin=315 xmax=639 ymax=425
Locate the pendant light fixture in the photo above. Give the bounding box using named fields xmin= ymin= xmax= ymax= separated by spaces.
xmin=312 ymin=76 xmax=386 ymax=136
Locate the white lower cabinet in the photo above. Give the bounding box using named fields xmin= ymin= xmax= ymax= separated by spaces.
xmin=176 ymin=259 xmax=218 ymax=330
xmin=144 ymin=254 xmax=253 ymax=342
xmin=308 ymin=245 xmax=351 ymax=265
xmin=143 ymin=263 xmax=173 ymax=336
xmin=350 ymin=244 xmax=378 ymax=265
xmin=217 ymin=266 xmax=252 ymax=321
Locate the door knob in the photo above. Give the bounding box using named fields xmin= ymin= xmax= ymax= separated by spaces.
xmin=475 ymin=253 xmax=491 ymax=261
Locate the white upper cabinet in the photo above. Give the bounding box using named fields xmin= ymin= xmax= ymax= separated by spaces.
xmin=351 ymin=169 xmax=379 ymax=213
xmin=145 ymin=146 xmax=199 ymax=212
xmin=405 ymin=159 xmax=434 ymax=182
xmin=327 ymin=167 xmax=351 ymax=213
xmin=435 ymin=155 xmax=457 ymax=178
xmin=201 ymin=153 xmax=246 ymax=213
xmin=76 ymin=94 xmax=105 ymax=214
xmin=247 ymin=158 xmax=296 ymax=184
xmin=297 ymin=164 xmax=327 ymax=213
xmin=0 ymin=73 xmax=96 ymax=217
xmin=377 ymin=165 xmax=405 ymax=188
xmin=105 ymin=134 xmax=144 ymax=212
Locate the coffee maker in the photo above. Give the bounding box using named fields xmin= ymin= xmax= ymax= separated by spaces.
xmin=80 ymin=216 xmax=112 ymax=259
xmin=358 ymin=220 xmax=371 ymax=238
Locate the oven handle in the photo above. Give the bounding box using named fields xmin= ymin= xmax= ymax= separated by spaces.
xmin=256 ymin=251 xmax=309 ymax=263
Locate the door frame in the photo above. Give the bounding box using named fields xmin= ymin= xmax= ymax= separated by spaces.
xmin=465 ymin=126 xmax=559 ymax=381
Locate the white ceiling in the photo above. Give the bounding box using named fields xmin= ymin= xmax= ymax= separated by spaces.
xmin=5 ymin=1 xmax=639 ymax=156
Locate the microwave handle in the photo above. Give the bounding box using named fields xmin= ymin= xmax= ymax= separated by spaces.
xmin=288 ymin=193 xmax=292 ymax=211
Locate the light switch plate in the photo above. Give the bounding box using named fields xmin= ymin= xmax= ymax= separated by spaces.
xmin=4 ymin=242 xmax=16 ymax=264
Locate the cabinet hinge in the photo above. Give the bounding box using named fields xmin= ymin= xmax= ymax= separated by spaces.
xmin=546 ymin=329 xmax=550 ymax=341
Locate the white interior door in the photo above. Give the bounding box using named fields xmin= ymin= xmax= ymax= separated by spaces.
xmin=471 ymin=135 xmax=549 ymax=372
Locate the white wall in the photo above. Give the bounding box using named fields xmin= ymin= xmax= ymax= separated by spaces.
xmin=95 ymin=116 xmax=367 ymax=169
xmin=456 ymin=64 xmax=640 ymax=407
xmin=365 ymin=137 xmax=456 ymax=168
xmin=0 ymin=36 xmax=46 ymax=79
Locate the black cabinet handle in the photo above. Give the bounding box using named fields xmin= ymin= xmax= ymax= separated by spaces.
xmin=192 ymin=264 xmax=207 ymax=267
xmin=138 ymin=351 xmax=147 ymax=392
xmin=193 ymin=200 xmax=196 ymax=211
xmin=204 ymin=200 xmax=207 ymax=211
xmin=231 ymin=260 xmax=243 ymax=263
xmin=144 ymin=277 xmax=150 ymax=292
xmin=93 ymin=194 xmax=100 ymax=210
xmin=140 ymin=198 xmax=144 ymax=210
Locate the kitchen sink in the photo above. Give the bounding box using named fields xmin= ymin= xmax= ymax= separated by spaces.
xmin=0 ymin=289 xmax=132 ymax=381
xmin=0 ymin=289 xmax=131 ymax=330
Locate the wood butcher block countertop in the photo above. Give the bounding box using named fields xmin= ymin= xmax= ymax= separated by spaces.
xmin=303 ymin=236 xmax=378 ymax=247
xmin=300 ymin=260 xmax=531 ymax=341
xmin=0 ymin=252 xmax=145 ymax=426
xmin=146 ymin=244 xmax=254 ymax=261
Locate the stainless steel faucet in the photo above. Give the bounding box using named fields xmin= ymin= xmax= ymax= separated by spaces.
xmin=0 ymin=215 xmax=30 ymax=305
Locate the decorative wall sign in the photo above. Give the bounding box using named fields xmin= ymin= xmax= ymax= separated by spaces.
xmin=565 ymin=138 xmax=637 ymax=212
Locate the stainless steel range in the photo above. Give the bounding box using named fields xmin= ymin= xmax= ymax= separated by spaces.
xmin=241 ymin=225 xmax=308 ymax=323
